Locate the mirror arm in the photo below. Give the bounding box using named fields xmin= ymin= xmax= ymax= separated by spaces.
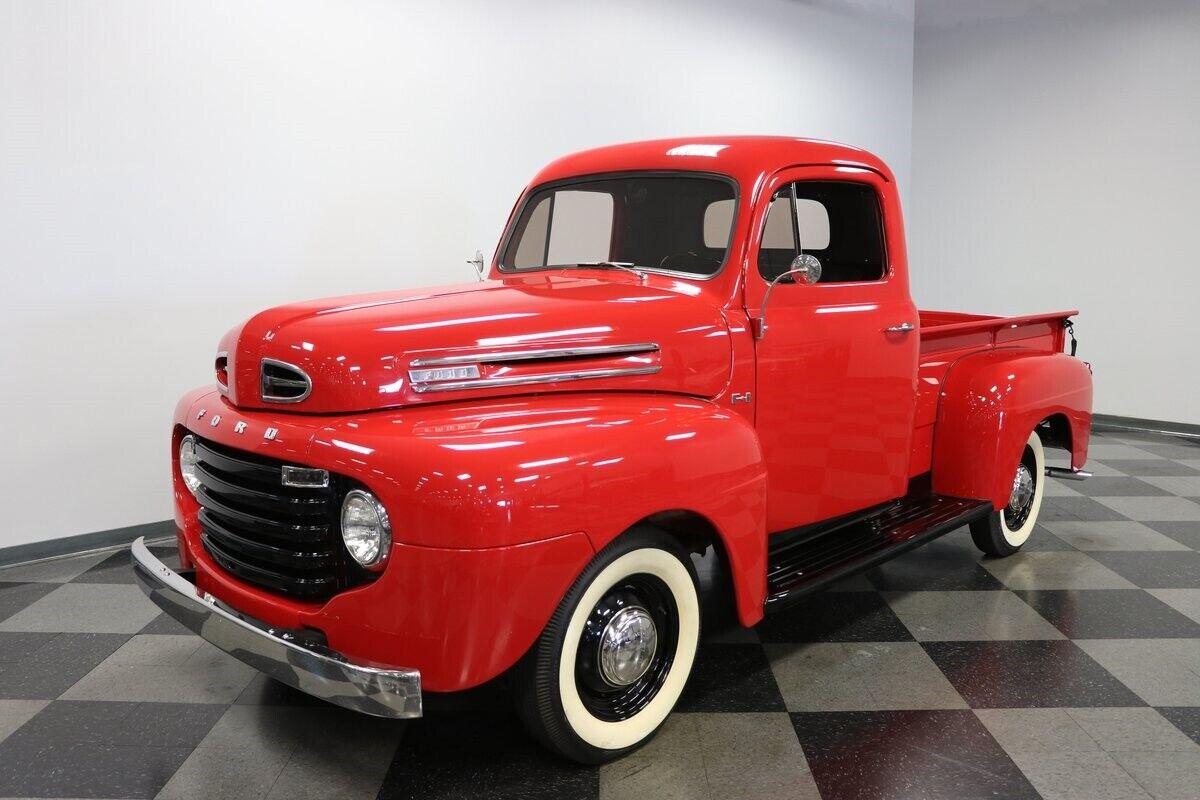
xmin=752 ymin=267 xmax=807 ymax=340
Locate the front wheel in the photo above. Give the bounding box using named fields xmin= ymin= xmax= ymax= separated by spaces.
xmin=514 ymin=527 xmax=701 ymax=764
xmin=971 ymin=431 xmax=1046 ymax=556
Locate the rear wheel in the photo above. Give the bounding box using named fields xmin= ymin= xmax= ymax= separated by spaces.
xmin=514 ymin=527 xmax=700 ymax=764
xmin=971 ymin=431 xmax=1045 ymax=556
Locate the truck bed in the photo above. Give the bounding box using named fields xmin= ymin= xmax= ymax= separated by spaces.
xmin=919 ymin=309 xmax=1076 ymax=356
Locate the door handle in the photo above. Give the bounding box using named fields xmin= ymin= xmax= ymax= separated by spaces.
xmin=885 ymin=322 xmax=916 ymax=333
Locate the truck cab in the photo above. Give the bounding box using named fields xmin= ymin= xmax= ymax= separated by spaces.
xmin=133 ymin=136 xmax=1093 ymax=764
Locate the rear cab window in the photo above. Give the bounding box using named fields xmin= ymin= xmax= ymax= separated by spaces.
xmin=757 ymin=181 xmax=886 ymax=283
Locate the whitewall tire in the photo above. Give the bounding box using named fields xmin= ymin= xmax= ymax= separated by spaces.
xmin=514 ymin=527 xmax=701 ymax=763
xmin=971 ymin=431 xmax=1046 ymax=556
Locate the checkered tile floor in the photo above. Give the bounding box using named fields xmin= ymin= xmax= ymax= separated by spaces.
xmin=2 ymin=428 xmax=1199 ymax=799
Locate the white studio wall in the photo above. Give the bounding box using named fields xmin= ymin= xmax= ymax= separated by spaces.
xmin=0 ymin=0 xmax=916 ymax=550
xmin=910 ymin=0 xmax=1200 ymax=425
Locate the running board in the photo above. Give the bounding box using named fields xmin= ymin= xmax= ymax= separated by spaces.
xmin=764 ymin=495 xmax=991 ymax=612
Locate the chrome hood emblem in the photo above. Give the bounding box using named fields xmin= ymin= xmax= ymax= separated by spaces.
xmin=260 ymin=358 xmax=312 ymax=403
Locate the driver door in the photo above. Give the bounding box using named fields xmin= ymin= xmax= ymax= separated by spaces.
xmin=746 ymin=165 xmax=919 ymax=533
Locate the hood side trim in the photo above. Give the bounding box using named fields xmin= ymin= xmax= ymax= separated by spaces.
xmin=410 ymin=365 xmax=662 ymax=394
xmin=409 ymin=342 xmax=660 ymax=368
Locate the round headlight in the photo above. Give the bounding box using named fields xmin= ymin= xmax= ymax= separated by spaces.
xmin=340 ymin=489 xmax=391 ymax=568
xmin=179 ymin=435 xmax=202 ymax=497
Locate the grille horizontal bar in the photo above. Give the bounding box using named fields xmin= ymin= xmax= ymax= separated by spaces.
xmin=192 ymin=437 xmax=364 ymax=599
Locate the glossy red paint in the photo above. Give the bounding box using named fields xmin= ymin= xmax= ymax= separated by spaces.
xmin=745 ymin=164 xmax=919 ymax=531
xmin=932 ymin=349 xmax=1093 ymax=508
xmin=173 ymin=386 xmax=766 ymax=688
xmin=220 ymin=275 xmax=732 ymax=414
xmin=172 ymin=136 xmax=1093 ymax=694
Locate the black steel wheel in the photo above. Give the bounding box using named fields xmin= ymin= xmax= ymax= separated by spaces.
xmin=514 ymin=526 xmax=700 ymax=764
xmin=971 ymin=431 xmax=1046 ymax=557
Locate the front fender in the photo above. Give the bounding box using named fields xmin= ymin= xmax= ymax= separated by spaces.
xmin=174 ymin=391 xmax=768 ymax=690
xmin=309 ymin=393 xmax=769 ymax=626
xmin=932 ymin=350 xmax=1093 ymax=509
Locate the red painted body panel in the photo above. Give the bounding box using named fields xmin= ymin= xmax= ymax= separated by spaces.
xmin=745 ymin=165 xmax=919 ymax=532
xmin=932 ymin=350 xmax=1093 ymax=507
xmin=222 ymin=275 xmax=732 ymax=414
xmin=173 ymin=386 xmax=766 ymax=689
xmin=171 ymin=136 xmax=1093 ymax=692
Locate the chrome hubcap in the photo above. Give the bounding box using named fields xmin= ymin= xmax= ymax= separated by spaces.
xmin=598 ymin=606 xmax=658 ymax=687
xmin=1008 ymin=463 xmax=1035 ymax=517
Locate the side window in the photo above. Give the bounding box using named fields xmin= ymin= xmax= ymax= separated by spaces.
xmin=702 ymin=198 xmax=735 ymax=248
xmin=756 ymin=181 xmax=885 ymax=283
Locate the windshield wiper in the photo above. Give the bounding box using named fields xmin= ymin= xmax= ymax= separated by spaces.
xmin=557 ymin=261 xmax=648 ymax=282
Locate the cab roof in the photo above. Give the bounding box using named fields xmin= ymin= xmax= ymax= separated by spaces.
xmin=529 ymin=136 xmax=894 ymax=191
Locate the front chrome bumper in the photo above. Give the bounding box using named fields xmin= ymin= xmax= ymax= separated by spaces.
xmin=130 ymin=537 xmax=422 ymax=718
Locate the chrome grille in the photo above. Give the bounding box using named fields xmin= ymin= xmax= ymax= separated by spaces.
xmin=192 ymin=437 xmax=366 ymax=598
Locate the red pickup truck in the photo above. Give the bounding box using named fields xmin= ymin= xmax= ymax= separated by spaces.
xmin=133 ymin=136 xmax=1093 ymax=763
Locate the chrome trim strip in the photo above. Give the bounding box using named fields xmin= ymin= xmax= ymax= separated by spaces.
xmin=131 ymin=537 xmax=421 ymax=718
xmin=410 ymin=342 xmax=660 ymax=368
xmin=260 ymin=357 xmax=313 ymax=404
xmin=411 ymin=365 xmax=662 ymax=393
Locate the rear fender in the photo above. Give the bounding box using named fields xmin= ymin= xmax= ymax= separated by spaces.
xmin=932 ymin=350 xmax=1092 ymax=509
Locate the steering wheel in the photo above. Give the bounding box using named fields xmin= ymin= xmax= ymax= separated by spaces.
xmin=658 ymin=251 xmax=721 ymax=271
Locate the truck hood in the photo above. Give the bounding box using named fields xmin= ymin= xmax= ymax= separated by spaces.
xmin=218 ymin=273 xmax=733 ymax=413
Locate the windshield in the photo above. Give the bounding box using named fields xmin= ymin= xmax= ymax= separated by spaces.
xmin=500 ymin=174 xmax=737 ymax=278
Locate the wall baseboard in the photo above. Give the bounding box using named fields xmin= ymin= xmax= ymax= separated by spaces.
xmin=0 ymin=520 xmax=175 ymax=569
xmin=1093 ymin=414 xmax=1200 ymax=439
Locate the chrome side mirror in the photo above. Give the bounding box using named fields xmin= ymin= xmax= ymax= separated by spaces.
xmin=752 ymin=254 xmax=822 ymax=340
xmin=467 ymin=250 xmax=486 ymax=281
xmin=789 ymin=253 xmax=822 ymax=285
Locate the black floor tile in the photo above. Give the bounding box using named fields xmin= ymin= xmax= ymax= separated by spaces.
xmin=1070 ymin=476 xmax=1173 ymax=497
xmin=0 ymin=631 xmax=58 ymax=662
xmin=1098 ymin=459 xmax=1200 ymax=477
xmin=120 ymin=702 xmax=227 ymax=747
xmin=1015 ymin=589 xmax=1200 ymax=638
xmin=14 ymin=699 xmax=140 ymax=740
xmin=0 ymin=739 xmax=193 ymax=799
xmin=0 ymin=581 xmax=56 ymax=622
xmin=1145 ymin=521 xmax=1200 ymax=550
xmin=1158 ymin=706 xmax=1200 ymax=746
xmin=676 ymin=643 xmax=785 ymax=712
xmin=70 ymin=550 xmax=137 ymax=584
xmin=1018 ymin=525 xmax=1076 ymax=551
xmin=791 ymin=710 xmax=1038 ymax=800
xmin=1037 ymin=495 xmax=1128 ymax=522
xmin=139 ymin=611 xmax=194 ymax=635
xmin=0 ymin=699 xmax=218 ymax=798
xmin=1089 ymin=550 xmax=1200 ymax=588
xmin=755 ymin=591 xmax=913 ymax=642
xmin=922 ymin=640 xmax=1145 ymax=708
xmin=0 ymin=632 xmax=130 ymax=699
xmin=864 ymin=534 xmax=1006 ymax=591
xmin=378 ymin=709 xmax=598 ymax=800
